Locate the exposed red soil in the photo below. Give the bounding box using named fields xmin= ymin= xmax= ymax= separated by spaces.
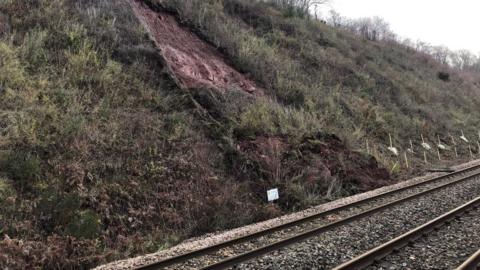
xmin=239 ymin=133 xmax=392 ymax=195
xmin=128 ymin=0 xmax=261 ymax=94
xmin=297 ymin=133 xmax=392 ymax=191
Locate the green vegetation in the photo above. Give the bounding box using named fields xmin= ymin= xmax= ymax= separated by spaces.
xmin=0 ymin=0 xmax=479 ymax=268
xmin=237 ymin=98 xmax=324 ymax=138
xmin=160 ymin=0 xmax=480 ymax=145
xmin=0 ymin=0 xmax=247 ymax=267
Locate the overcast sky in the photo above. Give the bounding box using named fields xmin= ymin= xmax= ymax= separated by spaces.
xmin=319 ymin=0 xmax=480 ymax=54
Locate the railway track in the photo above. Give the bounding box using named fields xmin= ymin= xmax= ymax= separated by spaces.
xmin=333 ymin=196 xmax=480 ymax=270
xmin=133 ymin=164 xmax=480 ymax=270
xmin=457 ymin=249 xmax=480 ymax=270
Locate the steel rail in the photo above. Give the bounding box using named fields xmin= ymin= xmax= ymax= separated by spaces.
xmin=136 ymin=164 xmax=480 ymax=270
xmin=457 ymin=249 xmax=480 ymax=270
xmin=332 ymin=196 xmax=480 ymax=270
xmin=200 ymin=170 xmax=480 ymax=270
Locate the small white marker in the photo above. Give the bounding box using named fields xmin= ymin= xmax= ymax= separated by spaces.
xmin=421 ymin=134 xmax=431 ymax=151
xmin=388 ymin=133 xmax=398 ymax=156
xmin=267 ymin=188 xmax=279 ymax=202
xmin=407 ymin=139 xmax=414 ymax=154
xmin=437 ymin=135 xmax=447 ymax=150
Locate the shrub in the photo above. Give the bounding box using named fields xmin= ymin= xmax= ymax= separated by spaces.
xmin=0 ymin=42 xmax=27 ymax=91
xmin=163 ymin=113 xmax=192 ymax=141
xmin=438 ymin=71 xmax=450 ymax=82
xmin=0 ymin=178 xmax=15 ymax=200
xmin=19 ymin=30 xmax=49 ymax=72
xmin=66 ymin=210 xmax=102 ymax=239
xmin=36 ymin=191 xmax=102 ymax=239
xmin=237 ymin=100 xmax=276 ymax=137
xmin=2 ymin=152 xmax=41 ymax=190
xmin=285 ymin=182 xmax=323 ymax=209
xmin=0 ymin=178 xmax=16 ymax=233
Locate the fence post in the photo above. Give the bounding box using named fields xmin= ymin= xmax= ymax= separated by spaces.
xmin=404 ymin=152 xmax=409 ymax=169
xmin=450 ymin=134 xmax=458 ymax=158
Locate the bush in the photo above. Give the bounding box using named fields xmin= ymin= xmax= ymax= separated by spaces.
xmin=66 ymin=210 xmax=102 ymax=239
xmin=0 ymin=178 xmax=16 ymax=233
xmin=0 ymin=178 xmax=15 ymax=200
xmin=19 ymin=30 xmax=49 ymax=72
xmin=438 ymin=71 xmax=450 ymax=82
xmin=163 ymin=113 xmax=191 ymax=141
xmin=2 ymin=152 xmax=41 ymax=189
xmin=0 ymin=42 xmax=27 ymax=91
xmin=36 ymin=191 xmax=102 ymax=239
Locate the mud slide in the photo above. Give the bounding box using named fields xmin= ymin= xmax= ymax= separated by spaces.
xmin=128 ymin=0 xmax=261 ymax=94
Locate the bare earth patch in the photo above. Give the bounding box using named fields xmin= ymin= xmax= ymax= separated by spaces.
xmin=128 ymin=0 xmax=261 ymax=94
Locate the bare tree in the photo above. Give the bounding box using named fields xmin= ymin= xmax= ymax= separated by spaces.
xmin=456 ymin=50 xmax=477 ymax=70
xmin=414 ymin=41 xmax=433 ymax=54
xmin=473 ymin=55 xmax=480 ymax=72
xmin=269 ymin=0 xmax=330 ymax=17
xmin=327 ymin=10 xmax=344 ymax=27
xmin=430 ymin=46 xmax=450 ymax=65
xmin=340 ymin=16 xmax=395 ymax=41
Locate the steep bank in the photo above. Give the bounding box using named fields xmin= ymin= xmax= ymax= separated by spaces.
xmin=3 ymin=0 xmax=480 ymax=269
xmin=0 ymin=1 xmax=391 ymax=268
xmin=153 ymin=0 xmax=480 ymax=149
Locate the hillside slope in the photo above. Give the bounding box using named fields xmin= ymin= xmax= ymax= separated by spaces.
xmin=0 ymin=0 xmax=478 ymax=269
xmin=154 ymin=0 xmax=480 ymax=145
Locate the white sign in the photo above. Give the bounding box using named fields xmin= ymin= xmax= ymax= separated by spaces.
xmin=267 ymin=188 xmax=279 ymax=202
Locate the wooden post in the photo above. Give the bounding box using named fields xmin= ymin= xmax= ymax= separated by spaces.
xmin=450 ymin=134 xmax=458 ymax=158
xmin=404 ymin=152 xmax=409 ymax=169
xmin=424 ymin=151 xmax=428 ymax=164
xmin=437 ymin=135 xmax=440 ymax=161
xmin=389 ymin=133 xmax=393 ymax=148
xmin=390 ymin=161 xmax=399 ymax=174
xmin=469 ymin=145 xmax=474 ymax=159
